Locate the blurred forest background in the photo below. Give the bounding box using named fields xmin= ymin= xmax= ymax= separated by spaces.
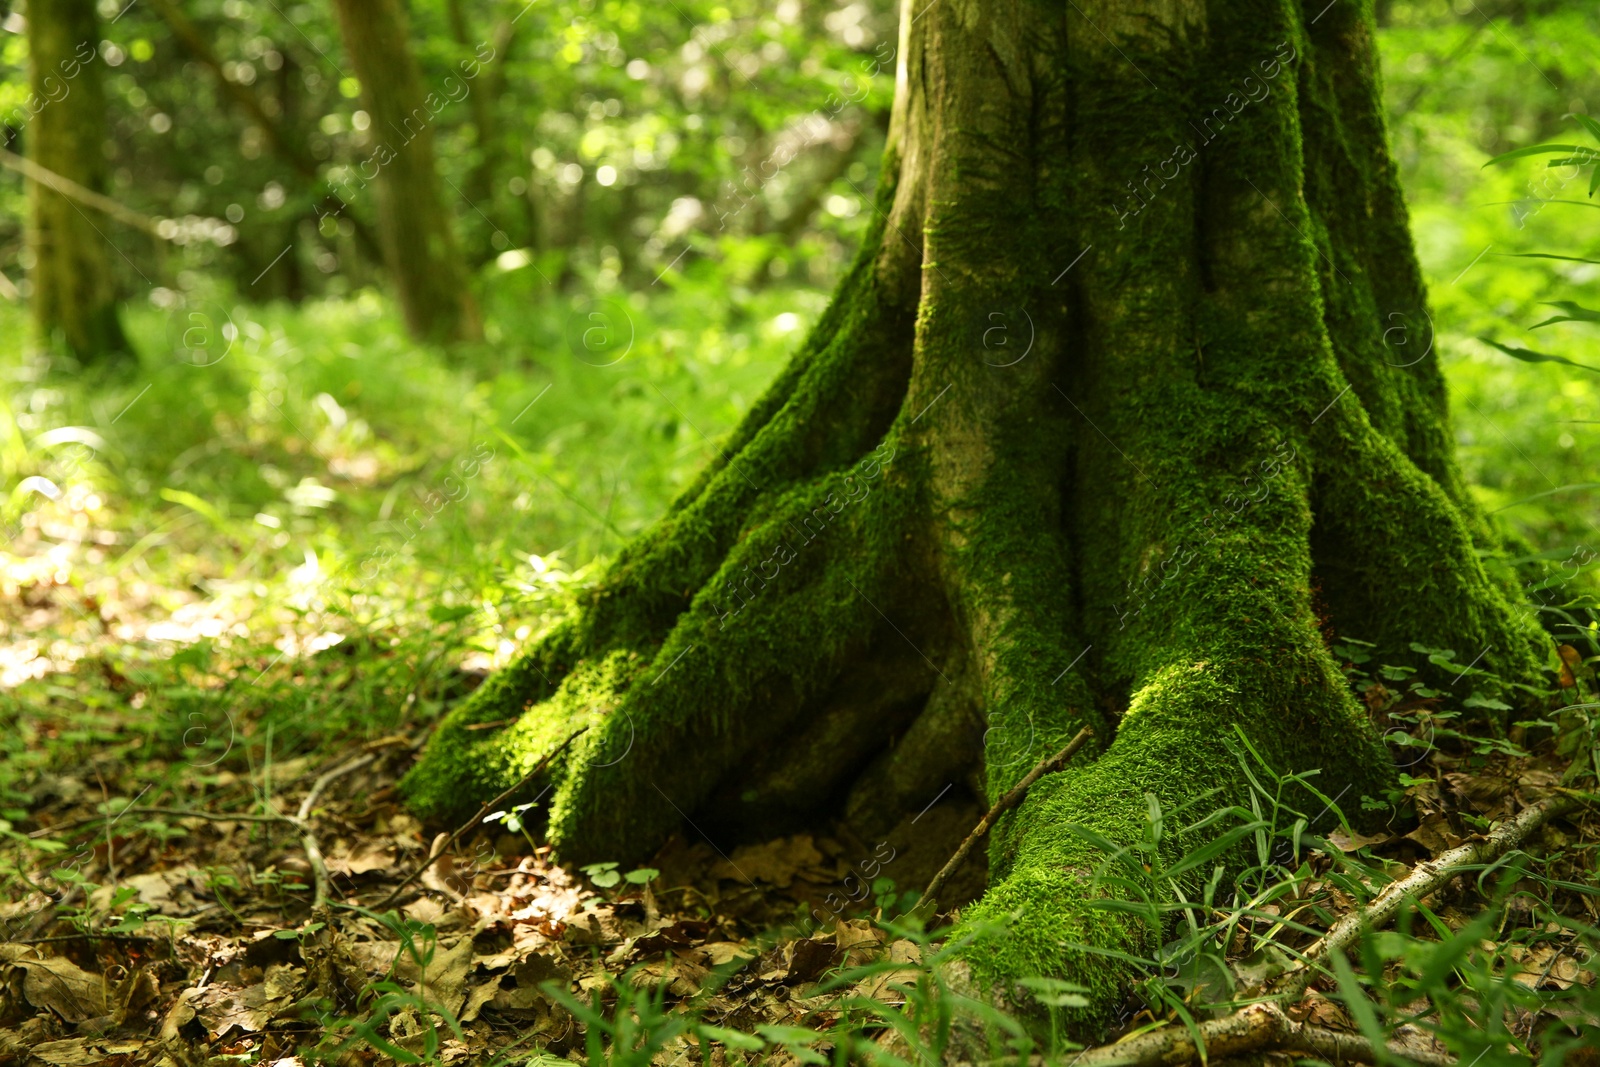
xmin=1 ymin=0 xmax=1598 ymax=861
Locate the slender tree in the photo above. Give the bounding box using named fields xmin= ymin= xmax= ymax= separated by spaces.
xmin=328 ymin=0 xmax=481 ymax=342
xmin=402 ymin=0 xmax=1546 ymax=1036
xmin=26 ymin=0 xmax=129 ymax=359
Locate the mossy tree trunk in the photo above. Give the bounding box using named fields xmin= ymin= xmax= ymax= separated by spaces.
xmin=26 ymin=0 xmax=129 ymax=360
xmin=329 ymin=0 xmax=482 ymax=343
xmin=403 ymin=0 xmax=1546 ymax=1032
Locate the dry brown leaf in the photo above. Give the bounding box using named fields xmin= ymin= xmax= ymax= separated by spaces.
xmin=711 ymin=835 xmax=825 ymax=888
xmin=89 ymin=869 xmax=205 ymax=916
xmin=460 ymin=979 xmax=501 ymax=1023
xmin=1327 ymin=827 xmax=1392 ymax=852
xmin=564 ymin=906 xmax=626 ymax=946
xmin=196 ymin=962 xmax=300 ymax=1038
xmin=350 ymin=940 xmax=403 ymax=976
xmin=1518 ymin=767 xmax=1564 ymax=801
xmin=28 ymin=1037 xmax=145 ymax=1067
xmin=1293 ymin=990 xmax=1353 ymax=1031
xmin=783 ymin=937 xmax=837 ymax=984
xmin=701 ymin=942 xmax=755 ymax=967
xmin=414 ymin=935 xmax=474 ymax=1016
xmin=326 ymin=841 xmax=394 ymax=876
xmin=159 ymin=988 xmax=201 ymax=1041
xmin=1405 ymin=812 xmax=1464 ymax=855
xmin=8 ymin=953 xmax=108 ymax=1023
xmin=491 ymin=982 xmax=546 ymax=1012
xmin=1445 ymin=772 xmax=1513 ymax=815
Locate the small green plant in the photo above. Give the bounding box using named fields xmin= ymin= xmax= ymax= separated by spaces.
xmin=578 ymin=861 xmax=660 ymax=890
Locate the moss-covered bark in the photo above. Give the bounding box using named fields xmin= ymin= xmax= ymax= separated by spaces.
xmin=402 ymin=0 xmax=1549 ymax=1037
xmin=25 ymin=0 xmax=129 ymax=360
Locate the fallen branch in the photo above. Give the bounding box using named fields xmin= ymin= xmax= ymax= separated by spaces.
xmin=1065 ymin=793 xmax=1585 ymax=1067
xmin=374 ymin=727 xmax=588 ymax=908
xmin=296 ymin=754 xmax=378 ymax=906
xmin=1063 ymin=1001 xmax=1453 ymax=1067
xmin=1273 ymin=792 xmax=1582 ymax=999
xmin=913 ymin=725 xmax=1094 ymax=915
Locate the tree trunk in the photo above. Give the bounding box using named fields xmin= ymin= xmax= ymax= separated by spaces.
xmin=328 ymin=0 xmax=481 ymax=343
xmin=26 ymin=0 xmax=129 ymax=360
xmin=401 ymin=0 xmax=1545 ymax=1034
xmin=444 ymin=0 xmax=514 ymax=216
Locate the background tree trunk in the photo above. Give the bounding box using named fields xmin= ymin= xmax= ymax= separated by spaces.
xmin=402 ymin=0 xmax=1547 ymax=1036
xmin=329 ymin=0 xmax=481 ymax=343
xmin=26 ymin=0 xmax=129 ymax=360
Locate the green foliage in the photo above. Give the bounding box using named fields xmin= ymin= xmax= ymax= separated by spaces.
xmin=0 ymin=0 xmax=893 ymax=301
xmin=1381 ymin=3 xmax=1600 ymax=556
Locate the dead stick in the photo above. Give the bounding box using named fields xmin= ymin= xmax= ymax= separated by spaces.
xmin=1063 ymin=794 xmax=1585 ymax=1067
xmin=1273 ymin=792 xmax=1581 ymax=999
xmin=1060 ymin=1001 xmax=1453 ymax=1067
xmin=374 ymin=726 xmax=587 ymax=907
xmin=914 ymin=726 xmax=1094 ymax=913
xmin=297 ymin=754 xmax=377 ymax=906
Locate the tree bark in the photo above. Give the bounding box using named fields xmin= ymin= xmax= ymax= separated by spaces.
xmin=328 ymin=0 xmax=481 ymax=343
xmin=25 ymin=0 xmax=129 ymax=360
xmin=401 ymin=0 xmax=1547 ymax=1036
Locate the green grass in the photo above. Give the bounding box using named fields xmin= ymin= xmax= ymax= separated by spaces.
xmin=0 ymin=264 xmax=821 ymax=806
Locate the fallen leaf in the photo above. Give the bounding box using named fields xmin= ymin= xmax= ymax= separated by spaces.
xmin=1405 ymin=812 xmax=1464 ymax=855
xmin=28 ymin=1038 xmax=144 ymax=1067
xmin=711 ymin=835 xmax=825 ymax=888
xmin=326 ymin=842 xmax=394 ymax=876
xmin=414 ymin=935 xmax=473 ymax=1016
xmin=702 ymin=942 xmax=756 ymax=967
xmin=1328 ymin=827 xmax=1392 ymax=852
xmin=784 ymin=938 xmax=836 ymax=984
xmin=160 ymin=988 xmax=202 ymax=1040
xmin=460 ymin=979 xmax=501 ymax=1023
xmin=8 ymin=953 xmax=108 ymax=1023
xmin=196 ymin=963 xmax=300 ymax=1038
xmin=1445 ymin=772 xmax=1512 ymax=814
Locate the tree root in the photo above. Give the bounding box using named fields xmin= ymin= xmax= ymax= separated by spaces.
xmin=1061 ymin=794 xmax=1585 ymax=1067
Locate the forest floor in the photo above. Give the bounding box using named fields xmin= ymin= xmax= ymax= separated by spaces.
xmin=2 ymin=542 xmax=1598 ymax=1066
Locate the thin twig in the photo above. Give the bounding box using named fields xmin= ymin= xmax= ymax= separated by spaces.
xmin=914 ymin=725 xmax=1094 ymax=914
xmin=296 ymin=754 xmax=377 ymax=906
xmin=374 ymin=727 xmax=588 ymax=908
xmin=25 ymin=755 xmax=376 ymax=909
